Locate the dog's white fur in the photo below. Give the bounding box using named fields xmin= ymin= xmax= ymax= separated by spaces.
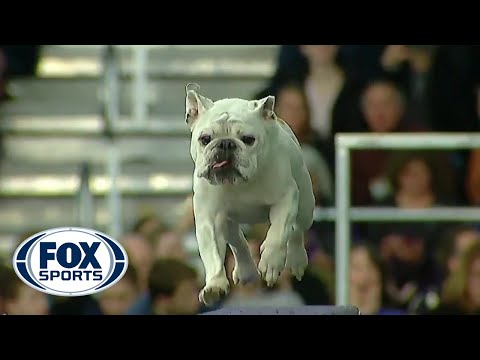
xmin=185 ymin=84 xmax=315 ymax=305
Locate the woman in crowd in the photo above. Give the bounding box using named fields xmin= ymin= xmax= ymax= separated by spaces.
xmin=273 ymin=81 xmax=334 ymax=205
xmin=349 ymin=242 xmax=405 ymax=315
xmin=431 ymin=242 xmax=480 ymax=315
xmin=368 ymin=151 xmax=453 ymax=310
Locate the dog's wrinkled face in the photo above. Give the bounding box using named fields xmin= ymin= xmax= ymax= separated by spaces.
xmin=185 ymin=85 xmax=276 ymax=185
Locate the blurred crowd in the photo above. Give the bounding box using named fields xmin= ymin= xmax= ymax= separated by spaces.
xmin=1 ymin=45 xmax=480 ymax=315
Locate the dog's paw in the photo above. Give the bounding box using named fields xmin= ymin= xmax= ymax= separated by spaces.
xmin=232 ymin=259 xmax=259 ymax=285
xmin=258 ymin=245 xmax=287 ymax=287
xmin=286 ymin=244 xmax=308 ymax=281
xmin=199 ymin=277 xmax=230 ymax=305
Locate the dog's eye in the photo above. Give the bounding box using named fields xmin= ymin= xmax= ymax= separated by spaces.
xmin=241 ymin=136 xmax=255 ymax=146
xmin=200 ymin=135 xmax=211 ymax=146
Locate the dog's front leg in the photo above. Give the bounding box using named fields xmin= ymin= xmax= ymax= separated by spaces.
xmin=194 ymin=205 xmax=230 ymax=306
xmin=258 ymin=183 xmax=299 ymax=286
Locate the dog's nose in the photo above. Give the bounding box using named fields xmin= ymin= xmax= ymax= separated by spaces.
xmin=218 ymin=139 xmax=236 ymax=151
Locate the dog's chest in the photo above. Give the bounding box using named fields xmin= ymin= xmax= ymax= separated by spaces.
xmin=219 ymin=178 xmax=279 ymax=224
xmin=226 ymin=205 xmax=270 ymax=224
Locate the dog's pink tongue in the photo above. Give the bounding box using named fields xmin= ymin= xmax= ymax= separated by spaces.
xmin=213 ymin=160 xmax=229 ymax=169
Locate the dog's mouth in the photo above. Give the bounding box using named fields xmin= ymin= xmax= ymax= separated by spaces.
xmin=211 ymin=160 xmax=231 ymax=170
xmin=203 ymin=157 xmax=246 ymax=185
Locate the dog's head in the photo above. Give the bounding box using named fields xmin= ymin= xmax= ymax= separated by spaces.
xmin=185 ymin=84 xmax=277 ymax=185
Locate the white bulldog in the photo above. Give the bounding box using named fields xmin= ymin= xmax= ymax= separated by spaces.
xmin=185 ymin=84 xmax=315 ymax=305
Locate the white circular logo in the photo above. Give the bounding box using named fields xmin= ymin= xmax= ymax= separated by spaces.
xmin=13 ymin=227 xmax=128 ymax=297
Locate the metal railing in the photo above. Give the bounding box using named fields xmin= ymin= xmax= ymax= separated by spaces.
xmin=333 ymin=132 xmax=480 ymax=306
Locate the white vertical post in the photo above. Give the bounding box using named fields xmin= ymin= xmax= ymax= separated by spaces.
xmin=77 ymin=163 xmax=94 ymax=229
xmin=132 ymin=46 xmax=149 ymax=125
xmin=104 ymin=45 xmax=120 ymax=131
xmin=335 ymin=138 xmax=351 ymax=306
xmin=107 ymin=144 xmax=122 ymax=239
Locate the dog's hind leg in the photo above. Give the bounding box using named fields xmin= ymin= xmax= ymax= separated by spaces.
xmin=227 ymin=221 xmax=259 ymax=285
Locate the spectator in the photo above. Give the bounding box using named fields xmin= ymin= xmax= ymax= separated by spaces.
xmin=296 ymin=45 xmax=365 ymax=151
xmin=131 ymin=214 xmax=166 ymax=241
xmin=274 ymin=81 xmax=333 ymax=205
xmin=383 ymin=151 xmax=456 ymax=207
xmin=151 ymin=230 xmax=188 ymax=261
xmin=127 ymin=257 xmax=203 ymax=315
xmin=96 ymin=263 xmax=141 ymax=315
xmin=255 ymin=45 xmax=365 ymax=172
xmin=428 ymin=46 xmax=480 ymax=203
xmin=431 ymin=242 xmax=480 ymax=315
xmin=349 ymin=243 xmax=405 ymax=315
xmin=0 ymin=263 xmax=49 ymax=315
xmin=380 ymin=45 xmax=438 ymax=127
xmin=412 ymin=224 xmax=480 ymax=314
xmin=147 ymin=258 xmax=200 ymax=315
xmin=437 ymin=224 xmax=480 ymax=279
xmin=351 ymin=78 xmax=429 ymax=206
xmin=121 ymin=232 xmax=154 ymax=292
xmin=368 ymin=151 xmax=450 ymax=309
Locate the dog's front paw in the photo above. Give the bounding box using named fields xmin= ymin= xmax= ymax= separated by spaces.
xmin=257 ymin=245 xmax=287 ymax=287
xmin=232 ymin=259 xmax=259 ymax=285
xmin=286 ymin=244 xmax=308 ymax=281
xmin=199 ymin=277 xmax=230 ymax=305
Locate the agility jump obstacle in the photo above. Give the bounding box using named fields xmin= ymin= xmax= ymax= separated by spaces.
xmin=330 ymin=133 xmax=480 ymax=306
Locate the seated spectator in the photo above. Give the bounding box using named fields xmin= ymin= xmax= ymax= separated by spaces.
xmin=147 ymin=258 xmax=200 ymax=315
xmin=437 ymin=224 xmax=480 ymax=279
xmin=380 ymin=45 xmax=438 ymax=127
xmin=429 ymin=46 xmax=480 ymax=203
xmin=382 ymin=150 xmax=456 ymax=206
xmin=131 ymin=214 xmax=166 ymax=241
xmin=121 ymin=232 xmax=154 ymax=292
xmin=0 ymin=263 xmax=49 ymax=315
xmin=368 ymin=151 xmax=452 ymax=309
xmin=412 ymin=224 xmax=480 ymax=314
xmin=96 ymin=263 xmax=141 ymax=315
xmin=127 ymin=258 xmax=201 ymax=315
xmin=351 ymin=78 xmax=429 ymax=206
xmin=274 ymin=81 xmax=333 ymax=205
xmin=267 ymin=45 xmax=384 ymax=93
xmin=255 ymin=45 xmax=365 ymax=172
xmin=430 ymin=242 xmax=480 ymax=315
xmin=151 ymin=230 xmax=188 ymax=261
xmin=349 ymin=243 xmax=406 ymax=315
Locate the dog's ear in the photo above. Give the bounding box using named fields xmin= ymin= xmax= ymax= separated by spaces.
xmin=253 ymin=96 xmax=276 ymax=121
xmin=185 ymin=83 xmax=214 ymax=128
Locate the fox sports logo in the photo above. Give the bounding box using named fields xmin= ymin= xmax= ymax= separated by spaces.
xmin=13 ymin=227 xmax=128 ymax=297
